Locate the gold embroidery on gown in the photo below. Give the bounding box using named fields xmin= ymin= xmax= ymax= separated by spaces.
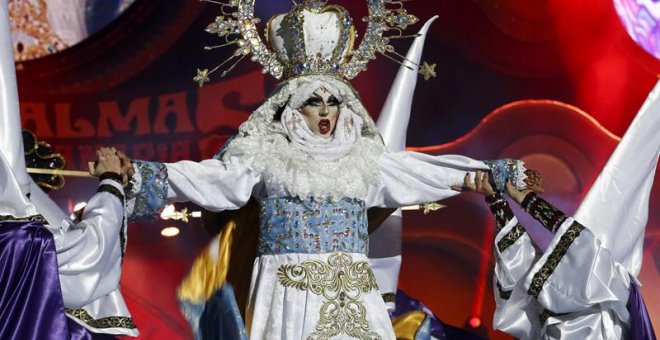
xmin=277 ymin=252 xmax=382 ymax=340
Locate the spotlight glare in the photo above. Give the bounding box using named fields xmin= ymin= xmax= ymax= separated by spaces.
xmin=468 ymin=316 xmax=482 ymax=328
xmin=161 ymin=226 xmax=180 ymax=237
xmin=73 ymin=201 xmax=87 ymax=212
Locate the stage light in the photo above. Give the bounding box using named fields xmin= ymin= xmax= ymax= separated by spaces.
xmin=161 ymin=227 xmax=180 ymax=238
xmin=69 ymin=201 xmax=87 ymax=220
xmin=613 ymin=0 xmax=660 ymax=60
xmin=468 ymin=316 xmax=482 ymax=328
xmin=73 ymin=201 xmax=87 ymax=212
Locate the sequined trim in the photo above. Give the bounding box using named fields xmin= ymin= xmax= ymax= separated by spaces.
xmin=0 ymin=214 xmax=47 ymax=224
xmin=497 ymin=223 xmax=526 ymax=253
xmin=522 ymin=193 xmax=567 ymax=234
xmin=65 ymin=308 xmax=137 ymax=329
xmin=527 ymin=221 xmax=585 ymax=298
xmin=484 ymin=159 xmax=527 ymax=192
xmin=382 ymin=293 xmax=396 ymax=304
xmin=127 ymin=160 xmax=169 ymax=221
xmin=277 ymin=252 xmax=382 ymax=339
xmin=496 ymin=282 xmax=512 ymax=300
xmin=97 ymin=184 xmax=125 ymax=204
xmin=258 ymin=197 xmax=369 ymax=255
xmin=485 ymin=192 xmax=513 ymax=232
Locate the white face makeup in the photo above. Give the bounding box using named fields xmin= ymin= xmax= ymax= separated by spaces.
xmin=299 ymin=87 xmax=341 ymax=138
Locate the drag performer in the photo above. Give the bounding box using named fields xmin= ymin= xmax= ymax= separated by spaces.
xmin=0 ymin=3 xmax=138 ymax=338
xmin=124 ymin=0 xmax=529 ymax=338
xmin=465 ymin=81 xmax=660 ymax=339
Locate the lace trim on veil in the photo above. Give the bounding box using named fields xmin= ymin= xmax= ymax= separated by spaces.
xmin=225 ymin=134 xmax=383 ymax=201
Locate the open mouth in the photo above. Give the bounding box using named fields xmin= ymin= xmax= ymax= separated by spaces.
xmin=318 ymin=119 xmax=331 ymax=134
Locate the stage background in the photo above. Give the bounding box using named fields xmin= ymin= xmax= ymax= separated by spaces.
xmin=9 ymin=0 xmax=660 ymax=338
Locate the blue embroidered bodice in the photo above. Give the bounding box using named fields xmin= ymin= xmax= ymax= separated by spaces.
xmin=257 ymin=197 xmax=369 ymax=256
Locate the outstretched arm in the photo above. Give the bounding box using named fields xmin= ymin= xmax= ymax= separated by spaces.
xmin=122 ymin=153 xmax=261 ymax=220
xmin=366 ymin=150 xmax=529 ymax=208
xmin=366 ymin=151 xmax=490 ymax=207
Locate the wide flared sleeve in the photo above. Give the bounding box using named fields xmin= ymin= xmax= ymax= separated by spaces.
xmin=489 ymin=192 xmax=538 ymax=293
xmin=486 ymin=192 xmax=543 ymax=339
xmin=165 ymin=157 xmax=261 ymax=211
xmin=366 ymin=151 xmax=491 ymax=207
xmin=521 ymin=194 xmax=631 ymax=322
xmin=55 ymin=178 xmax=127 ymax=308
xmin=127 ymin=155 xmax=261 ymax=219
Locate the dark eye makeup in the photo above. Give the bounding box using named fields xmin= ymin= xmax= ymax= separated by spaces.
xmin=328 ymin=96 xmax=341 ymax=106
xmin=303 ymin=97 xmax=323 ymax=106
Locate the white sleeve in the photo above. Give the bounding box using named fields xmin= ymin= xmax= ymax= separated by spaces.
xmin=493 ymin=278 xmax=543 ymax=340
xmin=523 ymin=218 xmax=631 ymax=322
xmin=491 ymin=216 xmax=544 ymax=339
xmin=55 ymin=179 xmax=126 ymax=308
xmin=494 ymin=217 xmax=539 ymax=291
xmin=366 ymin=150 xmax=489 ymax=207
xmin=164 ymin=156 xmax=261 ymax=211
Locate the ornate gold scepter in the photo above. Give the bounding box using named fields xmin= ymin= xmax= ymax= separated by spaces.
xmin=26 ymin=168 xmax=92 ymax=177
xmin=22 ymin=130 xmax=93 ymax=192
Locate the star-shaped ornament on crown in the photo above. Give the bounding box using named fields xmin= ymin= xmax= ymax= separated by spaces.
xmin=419 ymin=62 xmax=437 ymax=81
xmin=193 ymin=69 xmax=210 ymax=87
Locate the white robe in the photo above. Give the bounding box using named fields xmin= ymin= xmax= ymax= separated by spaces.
xmin=52 ymin=179 xmax=138 ymax=336
xmin=493 ymin=215 xmax=631 ymax=339
xmin=132 ymin=137 xmax=491 ymax=339
xmin=0 ymin=153 xmax=138 ymax=336
xmin=493 ymin=80 xmax=660 ymax=340
xmin=1 ymin=3 xmax=137 ymax=335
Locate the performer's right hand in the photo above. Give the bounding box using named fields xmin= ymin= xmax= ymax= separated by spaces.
xmin=505 ymin=181 xmax=533 ymax=205
xmin=88 ymin=147 xmax=122 ymax=177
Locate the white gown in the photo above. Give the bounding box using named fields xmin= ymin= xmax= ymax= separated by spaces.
xmin=131 ymin=134 xmax=492 ymax=339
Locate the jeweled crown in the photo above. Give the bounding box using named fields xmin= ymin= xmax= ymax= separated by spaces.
xmin=194 ymin=0 xmax=426 ymax=87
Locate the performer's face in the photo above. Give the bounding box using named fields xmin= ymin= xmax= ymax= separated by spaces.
xmin=300 ymin=87 xmax=341 ymax=138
